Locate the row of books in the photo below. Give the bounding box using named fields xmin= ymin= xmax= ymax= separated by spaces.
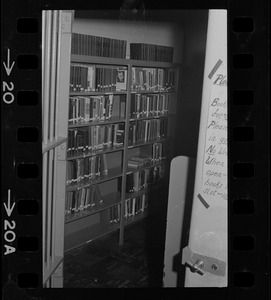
xmin=71 ymin=33 xmax=127 ymax=59
xmin=71 ymin=34 xmax=175 ymax=63
xmin=124 ymin=194 xmax=148 ymax=219
xmin=127 ymin=143 xmax=167 ymax=169
xmin=130 ymin=93 xmax=170 ymax=119
xmin=128 ymin=118 xmax=168 ymax=146
xmin=65 ymin=184 xmax=103 ymax=216
xmin=65 ymin=192 xmax=148 ymax=222
xmin=131 ymin=67 xmax=175 ymax=92
xmin=69 ymin=95 xmax=126 ymax=125
xmin=109 ymin=197 xmax=148 ymax=223
xmin=68 ymin=93 xmax=170 ymax=126
xmin=67 ymin=124 xmax=125 ymax=157
xmin=65 ymin=192 xmax=149 ymax=223
xmin=125 ymin=165 xmax=165 ymax=193
xmin=151 ymin=142 xmax=167 ymax=162
xmin=70 ymin=64 xmax=127 ymax=93
xmin=66 ymin=154 xmax=108 ymax=186
xmin=130 ymin=43 xmax=174 ymax=63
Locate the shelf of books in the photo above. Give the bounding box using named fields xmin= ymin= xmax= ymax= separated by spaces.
xmin=64 ymin=32 xmax=179 ymax=252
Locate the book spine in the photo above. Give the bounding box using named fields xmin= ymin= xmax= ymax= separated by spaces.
xmin=102 ymin=154 xmax=108 ymax=175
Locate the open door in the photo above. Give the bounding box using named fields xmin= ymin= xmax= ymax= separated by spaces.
xmin=183 ymin=9 xmax=227 ymax=287
xmin=163 ymin=9 xmax=227 ymax=287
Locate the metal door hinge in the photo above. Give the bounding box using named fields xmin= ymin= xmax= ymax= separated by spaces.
xmin=60 ymin=11 xmax=72 ymax=33
xmin=182 ymin=246 xmax=226 ymax=276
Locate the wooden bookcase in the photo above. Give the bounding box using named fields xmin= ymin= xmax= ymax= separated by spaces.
xmin=64 ymin=54 xmax=180 ymax=252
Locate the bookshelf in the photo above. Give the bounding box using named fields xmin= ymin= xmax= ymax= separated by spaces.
xmin=42 ymin=11 xmax=181 ymax=288
xmin=64 ymin=44 xmax=180 ymax=251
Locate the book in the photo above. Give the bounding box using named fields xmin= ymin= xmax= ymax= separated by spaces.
xmin=123 ymin=195 xmax=147 ymax=220
xmin=116 ymin=67 xmax=127 ymax=91
xmin=67 ymin=123 xmax=125 ymax=158
xmin=130 ymin=43 xmax=174 ymax=63
xmin=109 ymin=204 xmax=121 ymax=223
xmin=128 ymin=155 xmax=152 ymax=169
xmin=101 ymin=154 xmax=108 ymax=176
xmin=66 ymin=154 xmax=112 ymax=186
xmin=71 ymin=33 xmax=127 ymax=59
xmin=70 ymin=64 xmax=128 ymax=93
xmin=65 ymin=185 xmax=102 ymax=218
xmin=94 ymin=184 xmax=103 ymax=205
xmin=125 ymin=165 xmax=165 ymax=195
xmin=130 ymin=93 xmax=170 ymax=119
xmin=128 ymin=119 xmax=168 ymax=146
xmin=131 ymin=67 xmax=175 ymax=92
xmin=113 ymin=123 xmax=125 ymax=147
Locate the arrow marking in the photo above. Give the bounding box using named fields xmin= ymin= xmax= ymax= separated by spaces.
xmin=4 ymin=189 xmax=15 ymax=217
xmin=3 ymin=49 xmax=15 ymax=76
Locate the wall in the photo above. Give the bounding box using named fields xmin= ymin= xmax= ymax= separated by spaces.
xmin=73 ymin=12 xmax=184 ymax=63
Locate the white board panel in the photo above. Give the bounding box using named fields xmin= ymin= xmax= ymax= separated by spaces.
xmin=163 ymin=156 xmax=190 ymax=287
xmin=185 ymin=9 xmax=227 ymax=287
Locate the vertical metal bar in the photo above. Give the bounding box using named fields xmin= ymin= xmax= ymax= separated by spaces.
xmin=51 ymin=147 xmax=57 ymax=263
xmin=43 ymin=10 xmax=52 ymax=144
xmin=42 ymin=11 xmax=47 ymax=282
xmin=46 ymin=149 xmax=53 ymax=268
xmin=49 ymin=10 xmax=58 ymax=141
xmin=45 ymin=151 xmax=50 ymax=276
xmin=56 ymin=10 xmax=72 ymax=138
xmin=49 ymin=11 xmax=59 ymax=263
xmin=54 ymin=10 xmax=61 ymax=139
xmin=42 ymin=152 xmax=48 ymax=277
xmin=53 ymin=10 xmax=72 ymax=257
xmin=119 ymin=63 xmax=131 ymax=245
xmin=42 ymin=11 xmax=46 ymax=129
xmin=52 ymin=10 xmax=60 ymax=262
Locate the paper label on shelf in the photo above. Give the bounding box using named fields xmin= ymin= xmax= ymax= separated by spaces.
xmin=201 ymin=65 xmax=227 ymax=208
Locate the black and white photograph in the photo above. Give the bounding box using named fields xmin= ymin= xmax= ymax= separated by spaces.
xmin=41 ymin=8 xmax=228 ymax=288
xmin=1 ymin=0 xmax=270 ymax=297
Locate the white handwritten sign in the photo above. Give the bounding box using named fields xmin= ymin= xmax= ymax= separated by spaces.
xmin=201 ymin=68 xmax=227 ymax=207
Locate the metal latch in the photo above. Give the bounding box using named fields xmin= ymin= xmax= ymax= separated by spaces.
xmin=182 ymin=246 xmax=226 ymax=276
xmin=185 ymin=259 xmax=205 ymax=275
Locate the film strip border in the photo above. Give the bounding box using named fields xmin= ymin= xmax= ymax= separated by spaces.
xmin=229 ymin=1 xmax=270 ymax=299
xmin=229 ymin=0 xmax=269 ymax=298
xmin=1 ymin=0 xmax=269 ymax=298
xmin=1 ymin=0 xmax=43 ymax=296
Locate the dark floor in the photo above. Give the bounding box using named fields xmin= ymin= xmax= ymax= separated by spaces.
xmin=63 ymin=216 xmax=166 ymax=288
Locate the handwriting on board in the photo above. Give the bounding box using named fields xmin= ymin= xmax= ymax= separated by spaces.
xmin=202 ymin=65 xmax=227 ymax=207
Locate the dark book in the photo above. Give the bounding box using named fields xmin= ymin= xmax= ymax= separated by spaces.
xmin=71 ymin=33 xmax=127 ymax=59
xmin=94 ymin=184 xmax=103 ymax=205
xmin=130 ymin=43 xmax=174 ymax=63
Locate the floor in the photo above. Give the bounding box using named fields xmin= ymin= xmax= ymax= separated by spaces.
xmin=63 ymin=215 xmax=167 ymax=288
